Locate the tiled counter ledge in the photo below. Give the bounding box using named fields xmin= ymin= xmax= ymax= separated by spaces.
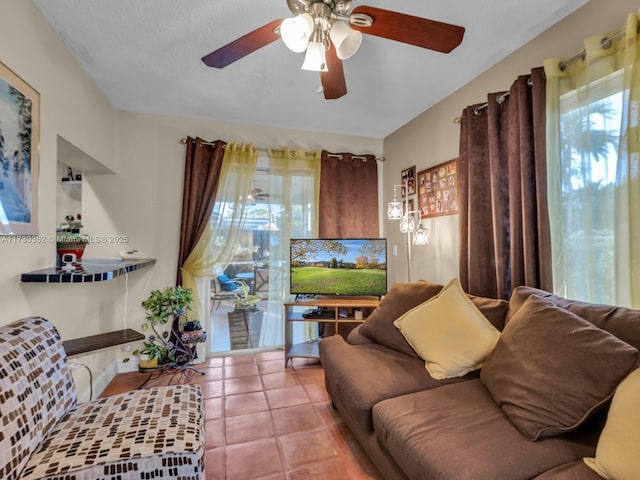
xmin=21 ymin=258 xmax=156 ymax=283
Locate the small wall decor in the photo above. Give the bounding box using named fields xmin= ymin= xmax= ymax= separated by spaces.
xmin=403 ymin=198 xmax=415 ymax=215
xmin=417 ymin=158 xmax=459 ymax=218
xmin=401 ymin=165 xmax=416 ymax=197
xmin=0 ymin=60 xmax=40 ymax=235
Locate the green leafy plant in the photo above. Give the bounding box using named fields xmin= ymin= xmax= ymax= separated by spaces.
xmin=140 ymin=285 xmax=193 ymax=324
xmin=126 ymin=285 xmax=193 ymax=365
xmin=233 ymin=282 xmax=262 ymax=311
xmin=138 ymin=340 xmax=175 ymax=364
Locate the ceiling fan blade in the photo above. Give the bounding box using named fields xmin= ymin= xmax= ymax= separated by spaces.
xmin=320 ymin=47 xmax=347 ymax=99
xmin=351 ymin=6 xmax=465 ymax=53
xmin=202 ymin=19 xmax=282 ymax=68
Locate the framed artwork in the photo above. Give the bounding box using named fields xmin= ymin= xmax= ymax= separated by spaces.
xmin=401 ymin=165 xmax=416 ymax=197
xmin=403 ymin=198 xmax=415 ymax=215
xmin=0 ymin=60 xmax=39 ymax=235
xmin=417 ymin=159 xmax=459 ymax=218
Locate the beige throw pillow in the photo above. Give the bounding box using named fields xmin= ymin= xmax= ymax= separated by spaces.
xmin=393 ymin=278 xmax=501 ymax=379
xmin=358 ymin=280 xmax=443 ymax=357
xmin=584 ymin=368 xmax=640 ymax=480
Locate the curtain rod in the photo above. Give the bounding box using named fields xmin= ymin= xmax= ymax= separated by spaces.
xmin=179 ymin=137 xmax=384 ymax=161
xmin=454 ymin=20 xmax=638 ymax=125
xmin=453 ymin=77 xmax=532 ymax=124
xmin=559 ymin=22 xmax=639 ymax=71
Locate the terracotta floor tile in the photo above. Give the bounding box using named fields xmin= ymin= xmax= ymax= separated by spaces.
xmin=328 ymin=423 xmax=384 ymax=480
xmin=289 ymin=458 xmax=350 ymax=480
xmin=279 ymin=428 xmax=339 ymax=469
xmin=224 ymin=391 xmax=269 ymax=417
xmin=226 ymin=438 xmax=284 ymax=479
xmin=205 ymin=448 xmax=225 ymax=480
xmin=328 ymin=422 xmax=367 ymax=457
xmin=225 ymin=410 xmax=274 ymax=445
xmin=205 ymin=357 xmax=225 ymax=368
xmin=261 ymin=371 xmax=300 ymax=390
xmin=314 ymin=401 xmax=345 ymax=426
xmin=103 ymin=351 xmax=383 ymax=480
xmin=265 ymin=385 xmax=310 ymax=409
xmin=258 ymin=359 xmax=286 ymax=374
xmin=224 ymin=353 xmax=257 ymax=365
xmin=199 ymin=381 xmax=223 ymax=399
xmin=294 ymin=367 xmax=325 ymax=386
xmin=224 ymin=375 xmax=263 ymax=395
xmin=303 ymin=383 xmax=330 ymax=403
xmin=271 ymin=404 xmax=324 ymax=436
xmin=288 ymin=357 xmax=322 ymax=369
xmin=185 ymin=369 xmax=221 ymax=385
xmin=204 ymin=397 xmax=223 ymax=420
xmin=205 ymin=419 xmax=225 ymax=449
xmin=254 ymin=350 xmax=284 ymax=362
xmin=225 ymin=363 xmax=260 ymax=379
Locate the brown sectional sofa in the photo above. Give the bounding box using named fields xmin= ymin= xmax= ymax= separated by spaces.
xmin=319 ymin=282 xmax=639 ymax=480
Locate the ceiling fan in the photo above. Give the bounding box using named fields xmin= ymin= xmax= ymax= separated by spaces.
xmin=201 ymin=0 xmax=465 ymax=100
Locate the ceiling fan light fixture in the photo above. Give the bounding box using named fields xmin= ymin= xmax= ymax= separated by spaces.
xmin=329 ymin=20 xmax=362 ymax=60
xmin=281 ymin=13 xmax=314 ymax=52
xmin=301 ymin=41 xmax=328 ymax=71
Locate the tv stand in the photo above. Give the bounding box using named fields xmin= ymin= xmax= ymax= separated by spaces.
xmin=283 ymin=296 xmax=380 ymax=368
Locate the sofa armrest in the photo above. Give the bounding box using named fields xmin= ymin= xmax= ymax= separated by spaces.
xmin=347 ymin=324 xmax=373 ymax=345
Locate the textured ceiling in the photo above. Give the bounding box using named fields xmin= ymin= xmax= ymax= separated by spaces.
xmin=32 ymin=0 xmax=587 ymax=138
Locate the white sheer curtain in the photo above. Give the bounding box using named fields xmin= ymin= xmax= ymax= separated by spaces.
xmin=260 ymin=147 xmax=321 ymax=347
xmin=182 ymin=143 xmax=258 ymax=320
xmin=545 ymin=10 xmax=640 ymax=307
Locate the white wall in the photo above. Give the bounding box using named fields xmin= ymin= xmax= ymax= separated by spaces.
xmin=0 ymin=0 xmax=382 ymax=398
xmin=383 ymin=0 xmax=640 ymax=286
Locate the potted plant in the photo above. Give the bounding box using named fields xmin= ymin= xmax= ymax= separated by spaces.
xmin=130 ymin=285 xmax=193 ymax=369
xmin=227 ymin=282 xmax=263 ymax=349
xmin=56 ymin=215 xmax=89 ymax=264
xmin=233 ymin=282 xmax=262 ymax=312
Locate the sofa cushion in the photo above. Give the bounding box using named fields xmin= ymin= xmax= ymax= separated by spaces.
xmin=318 ymin=334 xmax=470 ymax=433
xmin=467 ymin=293 xmax=509 ymax=331
xmin=373 ymin=379 xmax=599 ymax=480
xmin=507 ymin=286 xmax=640 ymax=351
xmin=0 ymin=317 xmax=77 ymax=480
xmin=481 ymin=294 xmax=639 ymax=441
xmin=19 ymin=384 xmax=205 ymax=480
xmin=394 ymin=278 xmax=501 ymax=379
xmin=531 ymin=461 xmax=606 ymax=480
xmin=583 ymin=368 xmax=640 ymax=480
xmin=358 ymin=280 xmax=443 ymax=357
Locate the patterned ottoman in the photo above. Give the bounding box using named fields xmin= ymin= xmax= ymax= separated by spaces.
xmin=0 ymin=317 xmax=205 ymax=480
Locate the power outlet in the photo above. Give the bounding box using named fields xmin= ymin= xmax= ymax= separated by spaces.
xmin=392 ymin=244 xmax=398 ymax=256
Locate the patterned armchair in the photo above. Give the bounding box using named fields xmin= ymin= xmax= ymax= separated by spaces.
xmin=0 ymin=317 xmax=205 ymax=480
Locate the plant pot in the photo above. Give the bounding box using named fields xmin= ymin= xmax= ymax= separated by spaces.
xmin=139 ymin=353 xmax=158 ymax=369
xmin=56 ymin=236 xmax=89 ymax=264
xmin=227 ymin=309 xmax=263 ymax=350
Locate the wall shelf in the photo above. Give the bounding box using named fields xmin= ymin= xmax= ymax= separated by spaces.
xmin=63 ymin=328 xmax=145 ymax=357
xmin=21 ymin=258 xmax=156 ymax=283
xmin=60 ymin=180 xmax=82 ymax=189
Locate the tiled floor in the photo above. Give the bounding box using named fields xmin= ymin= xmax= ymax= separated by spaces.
xmin=101 ymin=350 xmax=383 ymax=480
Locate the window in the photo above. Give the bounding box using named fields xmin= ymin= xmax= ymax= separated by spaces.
xmin=555 ymin=71 xmax=622 ymax=304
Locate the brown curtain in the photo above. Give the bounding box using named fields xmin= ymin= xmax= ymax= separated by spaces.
xmin=176 ymin=137 xmax=226 ymax=285
xmin=458 ymin=67 xmax=551 ymax=299
xmin=318 ymin=150 xmax=379 ymax=238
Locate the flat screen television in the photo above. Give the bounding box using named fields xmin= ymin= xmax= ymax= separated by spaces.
xmin=290 ymin=238 xmax=387 ymax=297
